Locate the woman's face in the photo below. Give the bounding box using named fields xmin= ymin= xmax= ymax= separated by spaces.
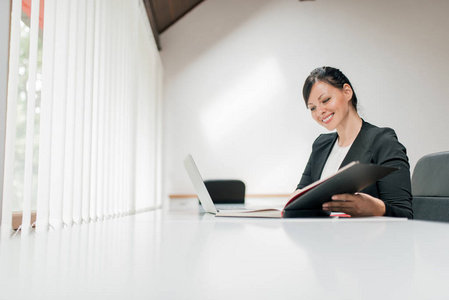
xmin=306 ymin=81 xmax=354 ymax=131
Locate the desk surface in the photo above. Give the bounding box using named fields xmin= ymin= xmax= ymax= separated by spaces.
xmin=1 ymin=199 xmax=449 ymax=299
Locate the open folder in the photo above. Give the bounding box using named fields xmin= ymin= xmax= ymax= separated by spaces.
xmin=212 ymin=162 xmax=397 ymax=218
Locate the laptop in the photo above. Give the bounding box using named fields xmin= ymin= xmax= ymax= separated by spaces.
xmin=183 ymin=154 xmax=244 ymax=213
xmin=183 ymin=154 xmax=283 ymax=217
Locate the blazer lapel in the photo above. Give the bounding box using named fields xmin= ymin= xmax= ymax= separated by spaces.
xmin=314 ymin=133 xmax=338 ymax=180
xmin=340 ymin=120 xmax=372 ymax=168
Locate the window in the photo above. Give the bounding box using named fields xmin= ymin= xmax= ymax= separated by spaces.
xmin=2 ymin=0 xmax=163 ymax=233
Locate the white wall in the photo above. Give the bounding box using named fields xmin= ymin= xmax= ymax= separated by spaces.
xmin=160 ymin=0 xmax=449 ymax=199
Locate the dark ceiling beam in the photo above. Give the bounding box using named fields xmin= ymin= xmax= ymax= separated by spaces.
xmin=143 ymin=0 xmax=205 ymax=51
xmin=154 ymin=0 xmax=203 ymax=34
xmin=142 ymin=0 xmax=162 ymax=50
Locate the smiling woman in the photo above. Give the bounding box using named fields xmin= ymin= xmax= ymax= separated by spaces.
xmin=295 ymin=66 xmax=413 ymax=218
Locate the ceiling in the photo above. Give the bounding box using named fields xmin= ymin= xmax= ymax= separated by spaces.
xmin=143 ymin=0 xmax=204 ymax=50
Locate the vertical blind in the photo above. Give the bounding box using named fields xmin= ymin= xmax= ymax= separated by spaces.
xmin=1 ymin=0 xmax=163 ymax=233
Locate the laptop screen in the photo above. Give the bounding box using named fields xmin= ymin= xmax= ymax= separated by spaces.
xmin=183 ymin=154 xmax=217 ymax=214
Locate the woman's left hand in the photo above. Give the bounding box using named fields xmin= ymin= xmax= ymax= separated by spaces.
xmin=322 ymin=192 xmax=386 ymax=217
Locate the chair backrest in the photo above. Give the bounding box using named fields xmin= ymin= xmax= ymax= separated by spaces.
xmin=412 ymin=151 xmax=449 ymax=222
xmin=204 ymin=180 xmax=245 ymax=204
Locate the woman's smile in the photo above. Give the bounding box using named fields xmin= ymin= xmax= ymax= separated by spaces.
xmin=321 ymin=113 xmax=334 ymax=124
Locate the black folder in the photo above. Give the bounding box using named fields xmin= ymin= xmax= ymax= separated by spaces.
xmin=282 ymin=161 xmax=399 ymax=217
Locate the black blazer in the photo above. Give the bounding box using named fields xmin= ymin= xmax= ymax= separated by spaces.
xmin=297 ymin=120 xmax=413 ymax=218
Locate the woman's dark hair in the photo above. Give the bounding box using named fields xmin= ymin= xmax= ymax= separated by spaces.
xmin=302 ymin=66 xmax=358 ymax=111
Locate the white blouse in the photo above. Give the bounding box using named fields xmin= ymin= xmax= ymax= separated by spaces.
xmin=320 ymin=141 xmax=352 ymax=180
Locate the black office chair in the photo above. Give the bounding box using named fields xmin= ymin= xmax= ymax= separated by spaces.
xmin=204 ymin=180 xmax=246 ymax=204
xmin=412 ymin=151 xmax=449 ymax=222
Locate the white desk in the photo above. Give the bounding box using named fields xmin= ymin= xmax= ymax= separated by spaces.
xmin=1 ymin=201 xmax=449 ymax=299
